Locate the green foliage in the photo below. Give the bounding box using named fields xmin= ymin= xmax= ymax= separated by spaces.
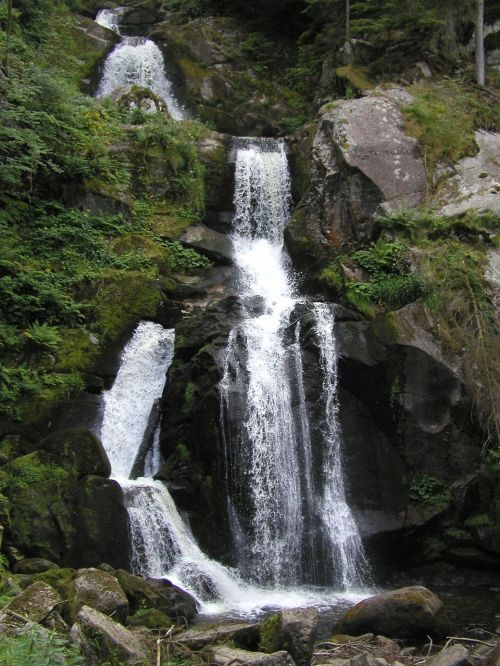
xmin=404 ymin=79 xmax=499 ymax=174
xmin=409 ymin=475 xmax=448 ymax=506
xmin=162 ymin=241 xmax=213 ymax=272
xmin=465 ymin=513 xmax=492 ymax=528
xmin=0 ymin=625 xmax=83 ymax=666
xmin=349 ymin=240 xmax=426 ymax=309
xmin=0 ymin=1 xmax=211 ymax=424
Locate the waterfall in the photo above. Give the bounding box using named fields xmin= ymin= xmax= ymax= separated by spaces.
xmin=95 ymin=7 xmax=124 ymax=34
xmin=220 ymin=139 xmax=369 ymax=589
xmin=99 ymin=321 xmax=248 ymax=609
xmin=95 ymin=8 xmax=184 ymax=119
xmin=100 ymin=321 xmax=174 ymax=480
xmin=313 ymin=303 xmax=370 ymax=588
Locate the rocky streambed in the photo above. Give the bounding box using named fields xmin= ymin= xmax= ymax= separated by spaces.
xmin=0 ymin=561 xmax=498 ymax=666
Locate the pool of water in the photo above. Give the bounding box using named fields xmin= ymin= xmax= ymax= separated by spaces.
xmin=192 ymin=583 xmax=500 ymax=642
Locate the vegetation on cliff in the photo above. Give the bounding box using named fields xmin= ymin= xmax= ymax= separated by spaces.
xmin=0 ymin=1 xmax=212 ymax=424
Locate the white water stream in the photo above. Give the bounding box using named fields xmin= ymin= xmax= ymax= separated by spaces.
xmin=100 ymin=320 xmax=365 ymax=618
xmin=220 ymin=139 xmax=370 ymax=590
xmin=95 ymin=8 xmax=184 ymax=119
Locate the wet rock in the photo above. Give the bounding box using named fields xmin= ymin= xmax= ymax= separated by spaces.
xmin=151 ymin=17 xmax=305 ymax=136
xmin=260 ymin=609 xmax=318 ymax=666
xmin=72 ymin=476 xmax=130 ymax=570
xmin=40 ymin=428 xmax=111 ymax=478
xmin=69 ymin=605 xmax=147 ymax=666
xmin=335 ymin=586 xmax=446 ymax=639
xmin=180 ymin=223 xmax=234 ymax=264
xmin=13 ymin=558 xmax=59 ymax=574
xmin=426 ymin=645 xmax=472 ymax=666
xmin=116 ymin=569 xmax=197 ymax=622
xmin=69 ymin=567 xmax=129 ymax=624
xmin=176 ymin=622 xmax=260 ymax=650
xmin=1 ymin=581 xmax=61 ymax=624
xmin=208 ymin=645 xmax=297 ymax=666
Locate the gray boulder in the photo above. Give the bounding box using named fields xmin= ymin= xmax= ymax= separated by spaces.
xmin=260 ymin=609 xmax=318 ymax=666
xmin=208 ymin=645 xmax=296 ymax=666
xmin=69 ymin=605 xmax=147 ymax=666
xmin=69 ymin=568 xmax=129 ymax=624
xmin=176 ymin=621 xmax=260 ymax=650
xmin=435 ymin=131 xmax=500 ymax=218
xmin=0 ymin=581 xmax=61 ymax=624
xmin=426 ymin=645 xmax=472 ymax=666
xmin=335 ymin=586 xmax=446 ymax=639
xmin=180 ymin=223 xmax=234 ymax=265
xmin=287 ymin=96 xmax=427 ymax=264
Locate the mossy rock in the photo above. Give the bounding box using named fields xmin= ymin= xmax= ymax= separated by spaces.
xmin=39 ymin=428 xmax=111 ymax=479
xmin=90 ymin=271 xmax=162 ymax=342
xmin=259 ymin=612 xmax=281 ymax=653
xmin=126 ymin=607 xmax=172 ymax=629
xmin=1 ymin=451 xmax=75 ymax=562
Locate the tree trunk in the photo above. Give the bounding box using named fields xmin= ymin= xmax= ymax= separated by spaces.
xmin=3 ymin=0 xmax=13 ymax=75
xmin=475 ymin=0 xmax=485 ymax=86
xmin=345 ymin=0 xmax=353 ymax=65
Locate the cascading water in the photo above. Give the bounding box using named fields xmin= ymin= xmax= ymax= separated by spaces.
xmin=313 ymin=303 xmax=371 ymax=588
xmin=95 ymin=8 xmax=184 ymax=119
xmin=220 ymin=139 xmax=369 ymax=590
xmin=99 ymin=321 xmax=250 ymax=610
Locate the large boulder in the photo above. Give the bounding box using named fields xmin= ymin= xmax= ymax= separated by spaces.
xmin=40 ymin=428 xmax=111 ymax=478
xmin=68 ymin=568 xmax=129 ymax=624
xmin=286 ymin=95 xmax=427 ymax=266
xmin=0 ymin=581 xmax=61 ymax=624
xmin=260 ymin=609 xmax=318 ymax=666
xmin=335 ymin=586 xmax=447 ymax=639
xmin=115 ymin=569 xmax=198 ymax=622
xmin=69 ymin=605 xmax=147 ymax=666
xmin=180 ymin=223 xmax=234 ymax=264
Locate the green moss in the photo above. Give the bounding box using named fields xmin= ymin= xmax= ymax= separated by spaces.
xmin=259 ymin=613 xmax=281 ymax=653
xmin=465 ymin=514 xmax=492 ymax=528
xmin=336 ymin=65 xmax=372 ymax=93
xmin=182 ymin=382 xmax=197 ymax=416
xmin=55 ymin=329 xmax=100 ymax=373
xmin=90 ymin=272 xmax=162 ymax=342
xmin=404 ymin=79 xmax=499 ymax=175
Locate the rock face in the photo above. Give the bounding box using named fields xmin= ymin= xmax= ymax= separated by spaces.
xmin=2 ymin=429 xmax=130 ymax=569
xmin=434 ymin=131 xmax=500 ymax=218
xmin=286 ymin=95 xmax=427 ymax=267
xmin=176 ymin=622 xmax=260 ymax=650
xmin=69 ymin=605 xmax=147 ymax=666
xmin=159 ymin=294 xmax=493 ymax=572
xmin=335 ymin=586 xmax=446 ymax=639
xmin=150 ymin=17 xmax=306 ymax=136
xmin=69 ymin=568 xmax=129 ymax=624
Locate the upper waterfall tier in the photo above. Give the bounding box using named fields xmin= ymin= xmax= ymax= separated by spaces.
xmin=95 ymin=7 xmax=184 ymax=119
